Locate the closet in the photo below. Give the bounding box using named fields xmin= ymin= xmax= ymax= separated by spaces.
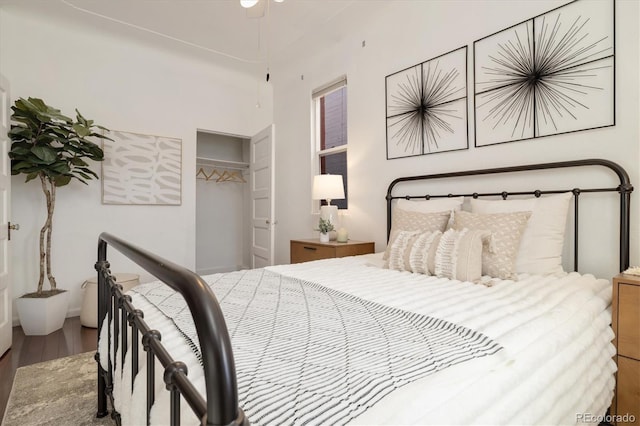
xmin=196 ymin=130 xmax=250 ymax=275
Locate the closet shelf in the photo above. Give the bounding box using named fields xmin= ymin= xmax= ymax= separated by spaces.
xmin=196 ymin=157 xmax=249 ymax=170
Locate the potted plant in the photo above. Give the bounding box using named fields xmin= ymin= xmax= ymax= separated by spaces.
xmin=317 ymin=217 xmax=334 ymax=243
xmin=9 ymin=97 xmax=110 ymax=335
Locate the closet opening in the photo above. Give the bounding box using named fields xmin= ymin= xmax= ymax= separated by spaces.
xmin=196 ymin=129 xmax=250 ymax=275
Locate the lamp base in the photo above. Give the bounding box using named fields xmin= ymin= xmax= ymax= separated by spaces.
xmin=320 ymin=204 xmax=338 ymax=224
xmin=320 ymin=205 xmax=339 ymax=240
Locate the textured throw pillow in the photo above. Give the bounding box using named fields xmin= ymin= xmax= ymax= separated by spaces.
xmin=384 ymin=209 xmax=451 ymax=260
xmin=470 ymin=193 xmax=571 ymax=275
xmin=434 ymin=228 xmax=490 ymax=282
xmin=384 ymin=230 xmax=441 ymax=273
xmin=384 ymin=228 xmax=489 ymax=283
xmin=452 ymin=210 xmax=531 ymax=280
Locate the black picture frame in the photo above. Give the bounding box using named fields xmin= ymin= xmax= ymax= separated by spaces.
xmin=473 ymin=0 xmax=615 ymax=147
xmin=386 ymin=46 xmax=468 ymax=159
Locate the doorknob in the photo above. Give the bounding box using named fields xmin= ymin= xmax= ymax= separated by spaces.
xmin=8 ymin=222 xmax=19 ymax=241
xmin=265 ymin=220 xmax=278 ymax=225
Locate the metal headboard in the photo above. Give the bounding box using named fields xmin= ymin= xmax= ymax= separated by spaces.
xmin=386 ymin=159 xmax=633 ymax=273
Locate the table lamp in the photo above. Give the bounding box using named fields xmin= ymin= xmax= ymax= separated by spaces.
xmin=312 ymin=174 xmax=345 ymax=228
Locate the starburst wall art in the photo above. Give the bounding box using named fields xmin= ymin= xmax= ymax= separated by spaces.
xmin=474 ymin=0 xmax=614 ymax=147
xmin=386 ymin=46 xmax=468 ymax=159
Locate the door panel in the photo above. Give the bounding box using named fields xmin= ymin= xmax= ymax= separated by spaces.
xmin=0 ymin=74 xmax=11 ymax=356
xmin=250 ymin=125 xmax=274 ymax=268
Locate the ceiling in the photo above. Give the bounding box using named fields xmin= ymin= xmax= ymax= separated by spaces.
xmin=0 ymin=0 xmax=391 ymax=69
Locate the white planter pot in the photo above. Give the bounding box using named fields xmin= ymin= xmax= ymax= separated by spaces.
xmin=16 ymin=290 xmax=70 ymax=335
xmin=319 ymin=232 xmax=330 ymax=243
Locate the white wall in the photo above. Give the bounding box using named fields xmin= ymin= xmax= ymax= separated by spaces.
xmin=271 ymin=0 xmax=640 ymax=278
xmin=0 ymin=7 xmax=272 ymax=321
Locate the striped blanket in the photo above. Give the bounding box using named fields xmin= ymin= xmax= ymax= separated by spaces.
xmin=132 ymin=268 xmax=502 ymax=425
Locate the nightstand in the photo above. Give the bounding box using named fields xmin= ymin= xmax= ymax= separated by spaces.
xmin=290 ymin=239 xmax=375 ymax=264
xmin=612 ymin=273 xmax=640 ymax=425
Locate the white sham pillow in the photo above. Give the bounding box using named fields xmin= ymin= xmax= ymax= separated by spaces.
xmin=396 ymin=197 xmax=464 ymax=213
xmin=470 ymin=192 xmax=572 ymax=275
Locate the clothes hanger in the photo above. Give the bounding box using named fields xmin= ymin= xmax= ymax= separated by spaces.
xmin=197 ymin=167 xmax=246 ymax=183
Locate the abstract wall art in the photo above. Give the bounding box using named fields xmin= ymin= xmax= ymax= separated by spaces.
xmin=102 ymin=130 xmax=182 ymax=205
xmin=386 ymin=46 xmax=468 ymax=159
xmin=474 ymin=0 xmax=615 ymax=147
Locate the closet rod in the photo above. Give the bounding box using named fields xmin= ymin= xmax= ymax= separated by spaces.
xmin=196 ymin=157 xmax=249 ymax=170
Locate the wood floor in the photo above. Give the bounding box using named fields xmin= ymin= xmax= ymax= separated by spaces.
xmin=0 ymin=316 xmax=97 ymax=421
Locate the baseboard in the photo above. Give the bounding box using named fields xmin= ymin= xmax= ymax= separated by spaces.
xmin=196 ymin=265 xmax=244 ymax=275
xmin=67 ymin=307 xmax=81 ymax=318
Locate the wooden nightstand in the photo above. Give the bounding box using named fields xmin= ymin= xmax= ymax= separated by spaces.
xmin=290 ymin=239 xmax=375 ymax=264
xmin=612 ymin=273 xmax=640 ymax=425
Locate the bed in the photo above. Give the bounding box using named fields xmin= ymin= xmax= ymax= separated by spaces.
xmin=95 ymin=158 xmax=633 ymax=426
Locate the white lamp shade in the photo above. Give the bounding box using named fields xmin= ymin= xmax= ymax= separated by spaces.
xmin=312 ymin=174 xmax=345 ymax=202
xmin=240 ymin=0 xmax=259 ymax=8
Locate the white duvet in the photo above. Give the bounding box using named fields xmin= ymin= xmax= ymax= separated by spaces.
xmin=100 ymin=253 xmax=615 ymax=425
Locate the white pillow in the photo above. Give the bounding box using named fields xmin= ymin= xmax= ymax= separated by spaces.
xmin=470 ymin=192 xmax=572 ymax=275
xmin=397 ymin=197 xmax=464 ymax=213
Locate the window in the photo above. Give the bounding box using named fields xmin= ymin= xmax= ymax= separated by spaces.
xmin=313 ymin=77 xmax=348 ymax=209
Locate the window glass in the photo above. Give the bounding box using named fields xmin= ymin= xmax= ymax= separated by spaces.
xmin=320 ymin=89 xmax=347 ymax=150
xmin=314 ymin=83 xmax=348 ymax=209
xmin=320 ymin=151 xmax=347 ymax=210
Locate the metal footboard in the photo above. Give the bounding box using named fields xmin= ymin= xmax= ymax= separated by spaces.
xmin=95 ymin=232 xmax=248 ymax=426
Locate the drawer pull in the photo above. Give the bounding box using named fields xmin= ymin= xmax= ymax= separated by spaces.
xmin=303 ymin=246 xmax=317 ymax=251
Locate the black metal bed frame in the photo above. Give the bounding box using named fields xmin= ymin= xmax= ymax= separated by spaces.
xmin=386 ymin=158 xmax=633 ymax=272
xmin=95 ymin=233 xmax=248 ymax=426
xmin=95 ymin=158 xmax=632 ymax=426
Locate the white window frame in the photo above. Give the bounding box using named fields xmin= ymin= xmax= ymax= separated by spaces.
xmin=311 ymin=76 xmax=348 ymax=214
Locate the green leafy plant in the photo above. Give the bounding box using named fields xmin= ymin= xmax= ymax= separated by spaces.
xmin=9 ymin=97 xmax=111 ymax=296
xmin=317 ymin=217 xmax=335 ymax=234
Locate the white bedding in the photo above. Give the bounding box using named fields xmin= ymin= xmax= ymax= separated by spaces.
xmin=100 ymin=253 xmax=615 ymax=425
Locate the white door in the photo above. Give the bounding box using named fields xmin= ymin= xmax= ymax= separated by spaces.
xmin=250 ymin=125 xmax=275 ymax=268
xmin=0 ymin=75 xmax=12 ymax=357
